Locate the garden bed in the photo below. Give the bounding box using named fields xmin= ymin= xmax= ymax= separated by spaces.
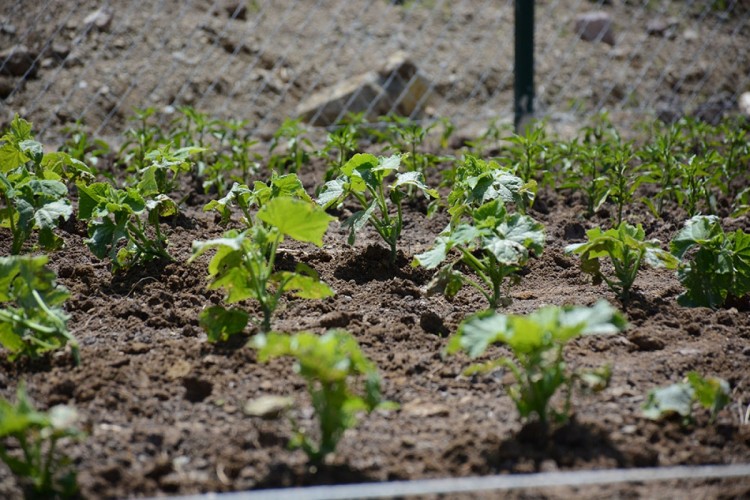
xmin=1 ymin=113 xmax=749 ymax=499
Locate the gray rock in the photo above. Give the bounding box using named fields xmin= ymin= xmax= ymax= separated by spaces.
xmin=575 ymin=11 xmax=615 ymax=46
xmin=0 ymin=45 xmax=39 ymax=78
xmin=296 ymin=50 xmax=432 ymax=126
xmin=84 ymin=7 xmax=113 ymax=31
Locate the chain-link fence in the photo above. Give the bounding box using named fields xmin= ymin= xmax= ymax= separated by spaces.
xmin=1 ymin=0 xmax=748 ymax=142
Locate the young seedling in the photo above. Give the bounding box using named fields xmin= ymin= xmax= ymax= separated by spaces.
xmin=643 ymin=372 xmax=731 ymax=424
xmin=0 ymin=255 xmax=79 ymax=363
xmin=638 ymin=122 xmax=684 ymax=217
xmin=0 ymin=385 xmax=82 ymax=499
xmin=252 ymin=329 xmax=395 ymax=464
xmin=558 ymin=113 xmax=619 ymax=217
xmin=604 ymin=140 xmax=639 ymax=226
xmin=191 ymin=196 xmax=335 ymax=334
xmin=444 ymin=155 xmax=536 ymax=223
xmin=414 ymin=199 xmax=544 ymax=309
xmin=1 ymin=116 xmax=87 ymax=254
xmin=317 ymin=153 xmax=438 ymax=265
xmin=670 ymin=215 xmax=750 ymax=308
xmin=137 ymin=144 xmax=203 ymax=196
xmin=204 ymin=172 xmax=312 ymax=227
xmin=502 ymin=122 xmax=551 ymax=184
xmin=76 ymin=181 xmax=177 ymax=271
xmin=268 ymin=118 xmax=312 ymax=173
xmin=565 ymin=223 xmax=678 ymax=304
xmin=321 ymin=124 xmax=358 ymax=183
xmin=118 ymin=107 xmax=164 ymax=173
xmin=447 ymin=301 xmax=626 ymax=426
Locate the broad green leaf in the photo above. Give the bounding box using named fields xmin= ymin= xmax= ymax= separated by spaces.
xmin=393 ymin=171 xmax=439 ymax=198
xmin=687 ymin=372 xmax=730 ymax=416
xmin=731 ymin=230 xmax=750 ymax=298
xmin=484 ymin=237 xmax=527 ymax=265
xmin=316 ymin=178 xmax=346 ymax=209
xmin=642 ymin=383 xmax=694 ymax=420
xmin=670 ymin=215 xmax=721 ymax=259
xmin=34 ymin=200 xmax=72 ymax=230
xmin=413 ymin=236 xmax=449 ymax=269
xmin=257 ymin=197 xmax=334 ymax=246
xmin=449 ymin=310 xmax=509 ymax=357
xmin=341 ymin=153 xmax=378 ymax=177
xmin=76 ymin=182 xmax=110 ymax=220
xmin=341 ymin=202 xmax=376 ymax=245
xmin=199 ymin=305 xmax=249 ymax=343
xmin=273 ymin=264 xmax=335 ymax=299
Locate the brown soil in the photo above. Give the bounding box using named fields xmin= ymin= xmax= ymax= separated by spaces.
xmin=0 ymin=150 xmax=749 ymax=498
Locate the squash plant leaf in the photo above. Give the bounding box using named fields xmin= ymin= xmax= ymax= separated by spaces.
xmin=257 ymin=196 xmax=334 ymax=247
xmin=449 ymin=301 xmax=625 ymax=425
xmin=199 ymin=305 xmax=249 ymax=343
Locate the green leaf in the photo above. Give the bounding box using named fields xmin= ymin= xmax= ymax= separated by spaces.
xmin=199 ymin=306 xmax=249 ymax=343
xmin=257 ymin=197 xmax=334 ymax=246
xmin=413 ymin=236 xmax=449 ymax=269
xmin=273 ymin=263 xmax=335 ymax=299
xmin=393 ymin=171 xmax=439 ymax=198
xmin=34 ymin=199 xmax=72 ymax=230
xmin=341 ymin=202 xmax=376 ymax=245
xmin=642 ymin=383 xmax=694 ymax=420
xmin=341 ymin=153 xmax=378 ymax=177
xmin=449 ymin=309 xmax=509 ymax=357
xmin=76 ymin=182 xmax=110 ymax=220
xmin=687 ymin=372 xmax=730 ymax=416
xmin=670 ymin=215 xmax=721 ymax=259
xmin=316 ymin=178 xmax=346 ymax=209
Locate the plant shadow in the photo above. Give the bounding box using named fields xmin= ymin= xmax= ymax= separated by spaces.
xmin=333 ymin=244 xmax=426 ymax=284
xmin=484 ymin=418 xmax=631 ymax=472
xmin=255 ymin=461 xmax=374 ymax=489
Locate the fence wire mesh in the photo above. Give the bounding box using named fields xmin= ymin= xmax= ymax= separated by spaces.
xmin=1 ymin=0 xmax=748 ymax=142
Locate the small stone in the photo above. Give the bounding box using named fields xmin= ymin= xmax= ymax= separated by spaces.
xmin=244 ymin=395 xmax=293 ymax=419
xmin=0 ymin=45 xmax=39 ymax=78
xmin=739 ymin=92 xmax=750 ymax=118
xmin=51 ymin=43 xmax=70 ymax=59
xmin=402 ymin=399 xmax=450 ymax=418
xmin=166 ymin=359 xmax=192 ymax=380
xmin=125 ymin=342 xmax=150 ymax=354
xmin=419 ymin=311 xmax=448 ymax=336
xmin=683 ymin=29 xmax=699 ymax=42
xmin=575 ymin=11 xmax=616 ymax=46
xmin=319 ymin=311 xmax=352 ymax=328
xmin=627 ymin=331 xmax=665 ymax=351
xmin=84 ymin=8 xmax=114 ymax=31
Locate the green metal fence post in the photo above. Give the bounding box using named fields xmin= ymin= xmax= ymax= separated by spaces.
xmin=514 ymin=0 xmax=535 ymax=132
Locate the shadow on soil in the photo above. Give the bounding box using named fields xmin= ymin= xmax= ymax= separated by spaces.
xmin=255 ymin=462 xmax=374 ymax=489
xmin=485 ymin=419 xmax=633 ymax=473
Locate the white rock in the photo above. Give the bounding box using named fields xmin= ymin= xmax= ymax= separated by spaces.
xmin=84 ymin=8 xmax=113 ymax=31
xmin=739 ymin=92 xmax=750 ymax=117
